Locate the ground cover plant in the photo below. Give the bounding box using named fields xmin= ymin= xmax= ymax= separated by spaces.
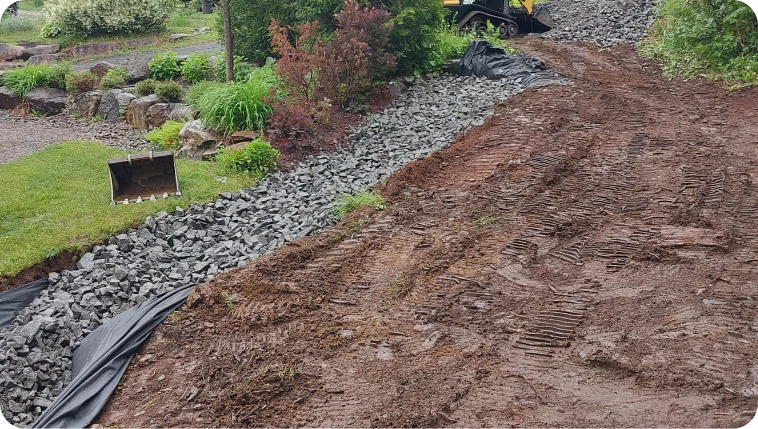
xmin=216 ymin=138 xmax=280 ymax=178
xmin=0 ymin=141 xmax=251 ymax=278
xmin=333 ymin=189 xmax=386 ymax=219
xmin=65 ymin=70 xmax=99 ymax=95
xmin=642 ymin=0 xmax=758 ymax=87
xmin=99 ymin=67 xmax=129 ymax=90
xmin=2 ymin=63 xmax=69 ymax=97
xmin=135 ymin=78 xmax=159 ymax=96
xmin=155 ymin=80 xmax=185 ymax=101
xmin=145 ymin=120 xmax=184 ymax=149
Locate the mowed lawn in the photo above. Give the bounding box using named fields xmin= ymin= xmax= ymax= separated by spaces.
xmin=0 ymin=141 xmax=251 ymax=277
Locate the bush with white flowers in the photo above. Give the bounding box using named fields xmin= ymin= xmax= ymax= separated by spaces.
xmin=42 ymin=0 xmax=174 ymax=37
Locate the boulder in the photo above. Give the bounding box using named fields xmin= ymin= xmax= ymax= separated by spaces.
xmin=123 ymin=52 xmax=151 ymax=83
xmin=26 ymin=87 xmax=68 ymax=116
xmin=21 ymin=44 xmax=60 ymax=60
xmin=68 ymin=91 xmax=103 ymax=118
xmin=0 ymin=87 xmax=21 ymax=110
xmin=27 ymin=53 xmax=69 ymax=65
xmin=0 ymin=43 xmax=24 ymax=61
xmin=97 ymin=89 xmax=136 ymax=122
xmin=71 ymin=41 xmax=121 ymax=58
xmin=126 ymin=94 xmax=160 ymax=129
xmin=145 ymin=103 xmax=174 ymax=129
xmin=0 ymin=61 xmax=24 ymax=71
xmin=168 ymin=104 xmax=194 ymax=122
xmin=229 ymin=130 xmax=258 ymax=143
xmin=90 ymin=61 xmax=117 ymax=78
xmin=179 ymin=119 xmax=221 ymax=147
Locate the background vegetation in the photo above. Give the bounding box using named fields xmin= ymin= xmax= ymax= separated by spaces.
xmin=643 ymin=0 xmax=758 ymax=87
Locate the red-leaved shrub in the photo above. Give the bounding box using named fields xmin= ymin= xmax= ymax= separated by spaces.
xmin=267 ymin=98 xmax=317 ymax=142
xmin=269 ymin=0 xmax=395 ymax=107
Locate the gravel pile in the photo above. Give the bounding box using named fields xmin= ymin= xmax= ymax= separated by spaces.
xmin=0 ymin=112 xmax=148 ymax=164
xmin=541 ymin=0 xmax=656 ymax=46
xmin=0 ymin=65 xmax=565 ymax=426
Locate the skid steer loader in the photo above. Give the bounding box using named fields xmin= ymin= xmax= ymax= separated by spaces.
xmin=108 ymin=151 xmax=181 ymax=205
xmin=444 ymin=0 xmax=554 ymax=37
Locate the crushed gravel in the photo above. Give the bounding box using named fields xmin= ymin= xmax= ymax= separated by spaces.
xmin=0 ymin=58 xmax=566 ymax=426
xmin=0 ymin=112 xmax=149 ymax=164
xmin=542 ymin=0 xmax=657 ymax=46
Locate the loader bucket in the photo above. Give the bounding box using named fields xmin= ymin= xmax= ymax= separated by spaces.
xmin=108 ymin=151 xmax=180 ymax=204
xmin=531 ymin=4 xmax=554 ymax=32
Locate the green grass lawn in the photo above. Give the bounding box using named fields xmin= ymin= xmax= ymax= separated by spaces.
xmin=0 ymin=141 xmax=252 ymax=278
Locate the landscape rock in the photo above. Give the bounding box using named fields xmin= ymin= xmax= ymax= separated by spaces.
xmin=98 ymin=90 xmax=136 ymax=122
xmin=145 ymin=103 xmax=175 ymax=129
xmin=126 ymin=94 xmax=160 ymax=129
xmin=67 ymin=91 xmax=103 ymax=118
xmin=25 ymin=88 xmax=68 ymax=116
xmin=179 ymin=119 xmax=221 ymax=147
xmin=0 ymin=61 xmax=24 ymax=71
xmin=26 ymin=54 xmax=69 ymax=66
xmin=122 ymin=52 xmax=152 ymax=83
xmin=229 ymin=130 xmax=258 ymax=143
xmin=21 ymin=44 xmax=60 ymax=60
xmin=0 ymin=87 xmax=21 ymax=110
xmin=543 ymin=0 xmax=655 ymax=46
xmin=89 ymin=61 xmax=117 ymax=78
xmin=167 ymin=104 xmax=194 ymax=122
xmin=388 ymin=81 xmax=405 ymax=98
xmin=0 ymin=43 xmax=24 ymax=61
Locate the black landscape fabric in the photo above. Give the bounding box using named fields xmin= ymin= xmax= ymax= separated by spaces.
xmin=459 ymin=40 xmax=550 ymax=85
xmin=32 ymin=284 xmax=195 ymax=429
xmin=0 ymin=280 xmax=49 ymax=330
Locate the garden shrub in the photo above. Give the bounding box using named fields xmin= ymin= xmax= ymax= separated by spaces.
xmin=2 ymin=63 xmax=69 ymax=97
xmin=188 ymin=65 xmax=279 ymax=134
xmin=65 ymin=70 xmax=99 ymax=95
xmin=0 ymin=15 xmax=36 ymax=34
xmin=642 ymin=0 xmax=758 ymax=87
xmin=385 ymin=0 xmax=448 ymax=75
xmin=180 ymin=53 xmax=211 ymax=83
xmin=135 ymin=78 xmax=159 ymax=96
xmin=216 ymin=138 xmax=280 ymax=178
xmin=224 ymin=0 xmax=299 ymax=63
xmin=333 ymin=189 xmax=386 ymax=219
xmin=266 ymin=98 xmax=317 ymax=142
xmin=269 ymin=0 xmax=394 ymax=106
xmin=42 ymin=0 xmax=174 ymax=37
xmin=145 ymin=120 xmax=184 ymax=150
xmin=149 ymin=51 xmax=181 ymax=81
xmin=154 ymin=81 xmax=185 ymax=101
xmin=99 ymin=67 xmax=129 ymax=90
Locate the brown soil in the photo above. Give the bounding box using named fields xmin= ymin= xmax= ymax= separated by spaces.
xmin=0 ymin=252 xmax=77 ymax=293
xmin=94 ymin=40 xmax=758 ymax=428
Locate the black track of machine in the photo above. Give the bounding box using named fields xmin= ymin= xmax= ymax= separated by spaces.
xmin=443 ymin=0 xmax=554 ymax=38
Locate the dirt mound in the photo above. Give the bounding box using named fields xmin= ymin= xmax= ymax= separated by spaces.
xmin=95 ymin=41 xmax=758 ymax=428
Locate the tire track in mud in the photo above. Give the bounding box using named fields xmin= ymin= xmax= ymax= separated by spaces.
xmin=95 ymin=41 xmax=758 ymax=428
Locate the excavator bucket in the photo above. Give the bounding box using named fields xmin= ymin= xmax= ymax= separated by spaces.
xmin=530 ymin=4 xmax=554 ymax=32
xmin=108 ymin=151 xmax=180 ymax=204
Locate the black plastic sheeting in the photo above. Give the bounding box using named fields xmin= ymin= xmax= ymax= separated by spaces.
xmin=459 ymin=40 xmax=556 ymax=86
xmin=0 ymin=280 xmax=49 ymax=330
xmin=32 ymin=284 xmax=195 ymax=429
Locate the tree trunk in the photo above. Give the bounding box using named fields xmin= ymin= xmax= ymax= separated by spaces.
xmin=221 ymin=0 xmax=234 ymax=82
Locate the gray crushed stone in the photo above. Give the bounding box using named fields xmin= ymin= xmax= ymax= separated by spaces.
xmin=0 ymin=111 xmax=148 ymax=164
xmin=542 ymin=0 xmax=657 ymax=46
xmin=0 ymin=67 xmax=566 ymax=426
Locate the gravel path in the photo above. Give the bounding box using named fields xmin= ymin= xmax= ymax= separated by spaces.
xmin=542 ymin=0 xmax=656 ymax=46
xmin=0 ymin=112 xmax=148 ymax=164
xmin=71 ymin=42 xmax=224 ymax=71
xmin=0 ymin=58 xmax=565 ymax=426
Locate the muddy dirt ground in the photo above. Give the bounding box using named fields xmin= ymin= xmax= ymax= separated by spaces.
xmin=95 ymin=40 xmax=758 ymax=427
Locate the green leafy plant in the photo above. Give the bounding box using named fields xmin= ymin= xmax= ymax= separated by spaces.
xmin=216 ymin=138 xmax=280 ymax=178
xmin=180 ymin=53 xmax=211 ymax=83
xmin=99 ymin=67 xmax=129 ymax=90
xmin=187 ymin=66 xmax=279 ymax=134
xmin=42 ymin=0 xmax=174 ymax=37
xmin=213 ymin=55 xmax=252 ymax=82
xmin=135 ymin=78 xmax=159 ymax=96
xmin=641 ymin=0 xmax=758 ymax=87
xmin=386 ymin=0 xmax=448 ymax=75
xmin=473 ymin=215 xmax=498 ymax=227
xmin=2 ymin=63 xmax=69 ymax=97
xmin=145 ymin=120 xmax=184 ymax=150
xmin=149 ymin=51 xmax=181 ymax=81
xmin=333 ymin=190 xmax=386 ymax=219
xmin=154 ymin=80 xmax=185 ymax=101
xmin=65 ymin=70 xmax=99 ymax=95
